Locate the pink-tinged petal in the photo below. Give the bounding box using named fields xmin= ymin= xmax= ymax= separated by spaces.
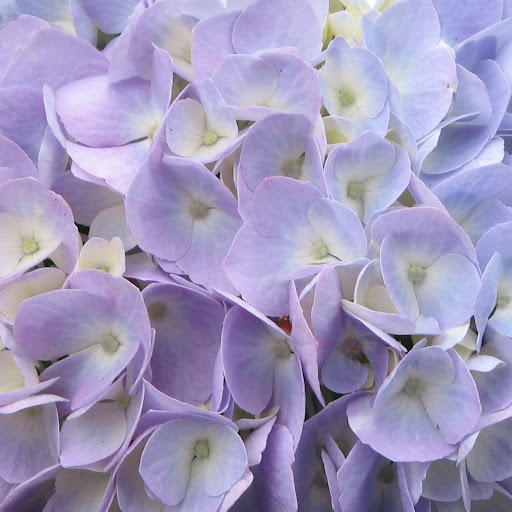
xmin=60 ymin=401 xmax=126 ymax=467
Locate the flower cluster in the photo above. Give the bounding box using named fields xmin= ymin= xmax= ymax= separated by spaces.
xmin=1 ymin=0 xmax=512 ymax=510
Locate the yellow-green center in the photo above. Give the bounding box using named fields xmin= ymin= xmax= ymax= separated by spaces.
xmin=23 ymin=239 xmax=38 ymax=255
xmin=347 ymin=181 xmax=364 ymax=198
xmin=281 ymin=154 xmax=305 ymax=179
xmin=194 ymin=441 xmax=209 ymax=458
xmin=408 ymin=265 xmax=425 ymax=282
xmin=340 ymin=88 xmax=356 ymax=105
xmin=26 ymin=406 xmax=41 ymax=416
xmin=404 ymin=378 xmax=423 ymax=397
xmin=274 ymin=339 xmax=293 ymax=359
xmin=115 ymin=392 xmax=130 ymax=409
xmin=203 ymin=131 xmax=218 ymax=145
xmin=189 ymin=201 xmax=209 ymax=220
xmin=183 ymin=46 xmax=191 ymax=62
xmin=101 ymin=334 xmax=120 ymax=354
xmin=497 ymin=292 xmax=511 ymax=309
xmin=313 ymin=241 xmax=329 ymax=260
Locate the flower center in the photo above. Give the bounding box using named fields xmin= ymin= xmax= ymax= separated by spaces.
xmin=23 ymin=239 xmax=38 ymax=255
xmin=281 ymin=154 xmax=305 ymax=179
xmin=347 ymin=181 xmax=364 ymax=198
xmin=274 ymin=338 xmax=293 ymax=359
xmin=26 ymin=406 xmax=41 ymax=416
xmin=341 ymin=337 xmax=369 ymax=364
xmin=408 ymin=265 xmax=425 ymax=282
xmin=340 ymin=88 xmax=356 ymax=105
xmin=189 ymin=201 xmax=209 ymax=220
xmin=313 ymin=241 xmax=329 ymax=260
xmin=101 ymin=334 xmax=120 ymax=354
xmin=404 ymin=378 xmax=423 ymax=397
xmin=115 ymin=392 xmax=130 ymax=409
xmin=194 ymin=441 xmax=209 ymax=458
xmin=203 ymin=131 xmax=218 ymax=145
xmin=183 ymin=46 xmax=191 ymax=62
xmin=497 ymin=292 xmax=511 ymax=309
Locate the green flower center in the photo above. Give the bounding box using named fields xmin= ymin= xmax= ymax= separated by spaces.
xmin=23 ymin=239 xmax=38 ymax=255
xmin=281 ymin=154 xmax=305 ymax=179
xmin=183 ymin=46 xmax=191 ymax=63
xmin=189 ymin=201 xmax=209 ymax=220
xmin=101 ymin=334 xmax=119 ymax=354
xmin=26 ymin=406 xmax=41 ymax=416
xmin=497 ymin=292 xmax=511 ymax=309
xmin=340 ymin=88 xmax=356 ymax=105
xmin=408 ymin=265 xmax=425 ymax=282
xmin=115 ymin=392 xmax=130 ymax=409
xmin=274 ymin=339 xmax=293 ymax=359
xmin=404 ymin=378 xmax=423 ymax=397
xmin=313 ymin=241 xmax=329 ymax=260
xmin=347 ymin=181 xmax=364 ymax=198
xmin=203 ymin=131 xmax=218 ymax=145
xmin=194 ymin=441 xmax=209 ymax=458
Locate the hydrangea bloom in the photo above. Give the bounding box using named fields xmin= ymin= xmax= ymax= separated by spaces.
xmin=2 ymin=0 xmax=512 ymax=509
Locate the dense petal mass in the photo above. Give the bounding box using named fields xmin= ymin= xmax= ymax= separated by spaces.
xmin=14 ymin=270 xmax=151 ymax=411
xmin=224 ymin=177 xmax=367 ymax=315
xmin=348 ymin=344 xmax=481 ymax=462
xmin=126 ymin=151 xmax=241 ymax=291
